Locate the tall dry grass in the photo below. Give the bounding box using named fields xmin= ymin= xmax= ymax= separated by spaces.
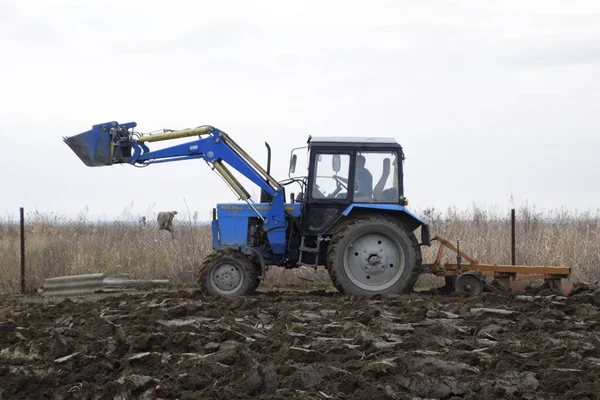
xmin=0 ymin=206 xmax=598 ymax=293
xmin=420 ymin=205 xmax=600 ymax=283
xmin=0 ymin=211 xmax=212 ymax=293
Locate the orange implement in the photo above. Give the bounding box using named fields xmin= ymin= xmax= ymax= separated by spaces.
xmin=425 ymin=236 xmax=572 ymax=295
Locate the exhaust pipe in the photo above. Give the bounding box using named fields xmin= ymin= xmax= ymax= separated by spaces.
xmin=260 ymin=142 xmax=273 ymax=203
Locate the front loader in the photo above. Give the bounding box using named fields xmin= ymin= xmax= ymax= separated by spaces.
xmin=65 ymin=121 xmax=431 ymax=297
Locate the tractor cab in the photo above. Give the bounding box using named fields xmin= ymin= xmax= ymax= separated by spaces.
xmin=306 ymin=136 xmax=404 ymax=202
xmin=289 ymin=136 xmax=409 ymax=235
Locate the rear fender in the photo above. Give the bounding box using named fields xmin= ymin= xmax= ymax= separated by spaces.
xmin=341 ymin=204 xmax=431 ymax=246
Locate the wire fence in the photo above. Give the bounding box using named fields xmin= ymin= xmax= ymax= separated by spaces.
xmin=0 ymin=210 xmax=213 ymax=293
xmin=1 ymin=206 xmax=599 ymax=294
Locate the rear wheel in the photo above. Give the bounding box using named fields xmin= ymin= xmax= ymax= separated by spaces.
xmin=199 ymin=248 xmax=258 ymax=297
xmin=327 ymin=216 xmax=422 ymax=296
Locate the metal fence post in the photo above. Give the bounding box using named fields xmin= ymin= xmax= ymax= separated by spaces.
xmin=20 ymin=207 xmax=25 ymax=294
xmin=511 ymin=208 xmax=516 ymax=266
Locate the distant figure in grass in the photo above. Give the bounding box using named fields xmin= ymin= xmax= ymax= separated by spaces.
xmin=157 ymin=211 xmax=177 ymax=239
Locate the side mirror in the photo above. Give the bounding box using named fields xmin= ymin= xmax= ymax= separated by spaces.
xmin=332 ymin=154 xmax=341 ymax=173
xmin=289 ymin=154 xmax=297 ymax=174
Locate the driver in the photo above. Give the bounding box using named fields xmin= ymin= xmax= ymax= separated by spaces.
xmin=355 ymin=155 xmax=373 ymax=198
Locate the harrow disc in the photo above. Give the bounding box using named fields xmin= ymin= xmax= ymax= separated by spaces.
xmin=454 ymin=273 xmax=483 ymax=296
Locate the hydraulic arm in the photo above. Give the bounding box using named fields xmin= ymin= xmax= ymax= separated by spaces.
xmin=64 ymin=121 xmax=289 ymax=254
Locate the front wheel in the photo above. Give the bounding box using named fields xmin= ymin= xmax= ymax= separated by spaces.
xmin=199 ymin=248 xmax=258 ymax=297
xmin=326 ymin=216 xmax=422 ymax=296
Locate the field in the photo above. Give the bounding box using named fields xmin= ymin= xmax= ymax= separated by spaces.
xmin=1 ymin=207 xmax=600 ymax=399
xmin=1 ymin=286 xmax=600 ymax=399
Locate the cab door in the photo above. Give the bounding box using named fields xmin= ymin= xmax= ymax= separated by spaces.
xmin=302 ymin=151 xmax=354 ymax=235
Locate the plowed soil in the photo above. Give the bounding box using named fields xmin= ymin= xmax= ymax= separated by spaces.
xmin=1 ymin=285 xmax=600 ymax=399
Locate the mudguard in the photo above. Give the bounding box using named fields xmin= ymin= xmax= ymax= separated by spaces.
xmin=342 ymin=203 xmax=431 ymax=246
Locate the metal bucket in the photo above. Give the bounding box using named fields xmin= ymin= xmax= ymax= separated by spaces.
xmin=64 ymin=122 xmax=115 ymax=166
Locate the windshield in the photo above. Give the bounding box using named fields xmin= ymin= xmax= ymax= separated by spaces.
xmin=312 ymin=153 xmax=351 ymax=199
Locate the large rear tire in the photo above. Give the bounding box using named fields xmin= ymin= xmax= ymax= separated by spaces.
xmin=326 ymin=216 xmax=422 ymax=296
xmin=199 ymin=248 xmax=258 ymax=297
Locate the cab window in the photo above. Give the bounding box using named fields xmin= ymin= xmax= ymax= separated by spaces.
xmin=312 ymin=153 xmax=350 ymax=199
xmin=354 ymin=151 xmax=399 ymax=203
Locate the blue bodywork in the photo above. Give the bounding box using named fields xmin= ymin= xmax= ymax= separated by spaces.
xmin=342 ymin=203 xmax=430 ymax=245
xmin=212 ymin=203 xmax=301 ymax=261
xmin=342 ymin=203 xmax=425 ymax=225
xmin=211 ymin=201 xmax=430 ymax=258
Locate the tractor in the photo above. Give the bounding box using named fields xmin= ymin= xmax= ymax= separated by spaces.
xmin=65 ymin=122 xmax=431 ymax=297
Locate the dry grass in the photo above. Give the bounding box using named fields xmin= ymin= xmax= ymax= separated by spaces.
xmin=419 ymin=206 xmax=600 ymax=283
xmin=1 ymin=206 xmax=599 ymax=293
xmin=0 ymin=212 xmax=212 ymax=293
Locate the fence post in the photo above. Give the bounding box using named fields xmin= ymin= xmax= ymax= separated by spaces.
xmin=511 ymin=208 xmax=516 ymax=266
xmin=20 ymin=207 xmax=25 ymax=294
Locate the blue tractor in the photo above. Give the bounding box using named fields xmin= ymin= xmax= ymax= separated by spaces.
xmin=65 ymin=122 xmax=431 ymax=297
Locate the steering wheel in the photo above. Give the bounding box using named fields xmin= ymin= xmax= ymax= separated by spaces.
xmin=327 ymin=175 xmax=349 ymax=198
xmin=332 ymin=175 xmax=348 ymax=190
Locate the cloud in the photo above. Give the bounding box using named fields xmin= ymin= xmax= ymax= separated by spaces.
xmin=0 ymin=7 xmax=58 ymax=45
xmin=115 ymin=20 xmax=261 ymax=55
xmin=0 ymin=5 xmax=14 ymax=20
xmin=498 ymin=36 xmax=600 ymax=67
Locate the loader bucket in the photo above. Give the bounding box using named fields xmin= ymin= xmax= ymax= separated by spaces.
xmin=64 ymin=122 xmax=115 ymax=167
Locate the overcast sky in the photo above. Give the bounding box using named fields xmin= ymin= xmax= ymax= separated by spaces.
xmin=1 ymin=0 xmax=599 ymax=221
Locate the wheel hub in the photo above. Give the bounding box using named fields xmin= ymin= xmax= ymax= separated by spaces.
xmin=344 ymin=233 xmax=405 ymax=291
xmin=212 ymin=263 xmax=243 ymax=293
xmin=368 ymin=254 xmax=380 ymax=265
xmin=364 ymin=252 xmax=386 ymax=274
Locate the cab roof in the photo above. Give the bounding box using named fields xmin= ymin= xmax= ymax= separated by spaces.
xmin=308 ymin=135 xmax=401 ymax=148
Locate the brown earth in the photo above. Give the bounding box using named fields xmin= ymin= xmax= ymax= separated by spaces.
xmin=1 ymin=284 xmax=600 ymax=400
